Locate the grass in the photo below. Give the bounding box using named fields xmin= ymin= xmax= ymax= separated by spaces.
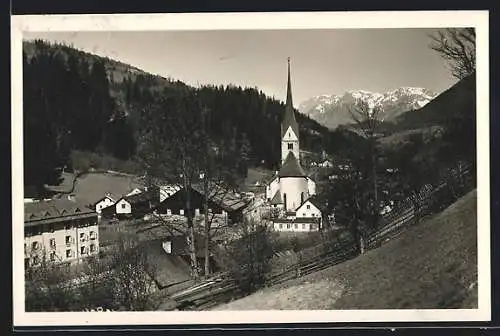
xmin=213 ymin=189 xmax=478 ymax=310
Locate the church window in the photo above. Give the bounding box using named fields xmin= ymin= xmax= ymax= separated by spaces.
xmin=288 ymin=143 xmax=293 ymax=150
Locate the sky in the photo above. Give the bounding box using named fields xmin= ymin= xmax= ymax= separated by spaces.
xmin=24 ymin=29 xmax=457 ymax=105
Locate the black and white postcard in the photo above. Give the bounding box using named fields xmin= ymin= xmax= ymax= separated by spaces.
xmin=11 ymin=10 xmax=491 ymax=326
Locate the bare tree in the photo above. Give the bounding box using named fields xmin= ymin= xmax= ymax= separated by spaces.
xmin=109 ymin=231 xmax=158 ymax=310
xmin=429 ymin=28 xmax=476 ymax=80
xmin=348 ymin=99 xmax=383 ymax=206
xmin=136 ymin=92 xmax=206 ymax=279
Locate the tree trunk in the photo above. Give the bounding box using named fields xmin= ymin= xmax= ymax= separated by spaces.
xmin=183 ymin=160 xmax=199 ymax=280
xmin=203 ymin=175 xmax=211 ymax=278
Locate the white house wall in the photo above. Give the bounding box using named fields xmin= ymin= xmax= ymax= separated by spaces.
xmin=266 ymin=176 xmax=280 ymax=201
xmin=296 ymin=200 xmax=322 ymax=218
xmin=24 ymin=221 xmax=99 ymax=266
xmin=272 ymin=221 xmax=318 ymax=232
xmin=95 ymin=198 xmax=115 ymax=214
xmin=307 ymin=177 xmax=316 ymax=196
xmin=279 ymin=177 xmax=309 ymax=211
xmin=116 ymin=199 xmax=132 ymax=215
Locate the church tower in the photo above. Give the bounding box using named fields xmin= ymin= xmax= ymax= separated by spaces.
xmin=278 ymin=58 xmax=309 ymax=212
xmin=281 ymin=57 xmax=300 ymax=165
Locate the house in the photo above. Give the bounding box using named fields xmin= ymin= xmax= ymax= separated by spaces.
xmin=272 ymin=217 xmax=321 ymax=232
xmin=93 ymin=194 xmax=118 ymax=214
xmin=155 ymin=184 xmax=251 ymax=225
xmin=24 ymin=198 xmax=99 ymax=268
xmin=155 ymin=186 xmax=226 ymax=219
xmin=102 ymin=188 xmax=159 ymax=219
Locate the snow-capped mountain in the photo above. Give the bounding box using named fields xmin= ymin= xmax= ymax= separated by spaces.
xmin=299 ymin=87 xmax=437 ymax=130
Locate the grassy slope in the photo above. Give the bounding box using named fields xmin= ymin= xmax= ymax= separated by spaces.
xmin=214 ymin=189 xmax=477 ymax=310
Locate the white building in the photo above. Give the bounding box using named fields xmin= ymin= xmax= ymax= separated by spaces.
xmin=24 ymin=199 xmax=99 ymax=268
xmin=266 ymin=58 xmax=323 ymax=232
xmin=93 ymin=194 xmax=117 ymax=214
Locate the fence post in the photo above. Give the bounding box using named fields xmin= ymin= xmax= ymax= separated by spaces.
xmin=360 ymin=236 xmax=365 ymax=255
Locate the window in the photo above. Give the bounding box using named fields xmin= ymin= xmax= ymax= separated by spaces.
xmin=90 ymin=244 xmax=96 ymax=253
xmin=50 ymin=238 xmax=56 ymax=248
xmin=32 ymin=241 xmax=40 ymax=250
xmin=302 ymin=213 xmax=306 ymax=216
xmin=121 ymin=203 xmax=126 ymax=209
xmin=288 ymin=143 xmax=293 ymax=150
xmin=167 ymin=209 xmax=172 ymax=215
xmin=179 ymin=209 xmax=185 ymax=216
xmin=80 ymin=246 xmax=86 ymax=255
xmin=80 ymin=232 xmax=85 ymax=241
xmin=306 ymin=205 xmax=310 ymax=210
xmin=279 ymin=224 xmax=283 ymax=229
xmin=32 ymin=255 xmax=40 ymax=265
xmin=294 ymin=224 xmax=298 ymax=229
xmin=49 ymin=252 xmax=56 ymax=261
xmin=195 ymin=209 xmax=200 ymax=216
xmin=65 ymin=235 xmax=72 ymax=245
xmin=302 ymin=224 xmax=306 ymax=229
xmin=90 ymin=231 xmax=96 ymax=240
xmin=287 ymin=224 xmax=291 ymax=229
xmin=66 ymin=249 xmax=72 ymax=258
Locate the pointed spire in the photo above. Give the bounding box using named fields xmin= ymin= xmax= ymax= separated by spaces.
xmin=286 ymin=57 xmax=293 ymax=109
xmin=282 ymin=57 xmax=299 ymax=138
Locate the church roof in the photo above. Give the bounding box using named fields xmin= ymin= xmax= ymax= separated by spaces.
xmin=270 ymin=191 xmax=282 ymax=205
xmin=281 ymin=58 xmax=299 ymax=138
xmin=278 ymin=152 xmax=306 ymax=178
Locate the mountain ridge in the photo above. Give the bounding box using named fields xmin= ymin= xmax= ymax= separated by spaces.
xmin=299 ymin=87 xmax=438 ymax=130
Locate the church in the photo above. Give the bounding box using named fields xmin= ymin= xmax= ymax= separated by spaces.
xmin=265 ymin=58 xmax=323 ymax=232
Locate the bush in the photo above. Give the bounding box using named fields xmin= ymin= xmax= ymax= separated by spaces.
xmin=218 ymin=220 xmax=276 ymax=294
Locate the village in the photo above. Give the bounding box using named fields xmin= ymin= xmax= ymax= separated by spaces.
xmin=23 ymin=60 xmax=362 ymax=310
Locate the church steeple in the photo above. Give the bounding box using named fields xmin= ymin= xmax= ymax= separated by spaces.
xmin=281 ymin=57 xmax=299 ymax=139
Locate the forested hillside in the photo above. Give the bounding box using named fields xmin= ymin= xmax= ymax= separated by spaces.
xmin=23 ymin=39 xmax=338 ymax=196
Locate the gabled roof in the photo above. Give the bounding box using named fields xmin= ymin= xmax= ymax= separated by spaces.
xmin=278 ymin=152 xmax=306 ymax=178
xmin=93 ymin=194 xmax=118 ymax=206
xmin=24 ymin=198 xmax=95 ymax=225
xmin=123 ymin=190 xmax=156 ymax=205
xmin=270 ymin=191 xmax=282 ymax=205
xmin=296 ymin=195 xmax=327 ymax=213
xmin=281 ymin=58 xmax=299 ymax=139
xmin=191 ymin=183 xmax=251 ymax=213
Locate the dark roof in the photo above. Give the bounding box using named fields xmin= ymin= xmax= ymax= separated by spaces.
xmin=278 ymin=152 xmax=306 ymax=178
xmin=24 ymin=199 xmax=96 ymax=225
xmin=124 ymin=188 xmax=156 ymax=204
xmin=281 ymin=58 xmax=299 ymax=138
xmin=270 ymin=191 xmax=282 ymax=205
xmin=92 ymin=194 xmax=118 ymax=207
xmin=296 ymin=195 xmax=324 ymax=211
xmin=191 ymin=184 xmax=251 ymax=212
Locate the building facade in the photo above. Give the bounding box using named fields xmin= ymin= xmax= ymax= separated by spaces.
xmin=24 ymin=199 xmax=99 ymax=268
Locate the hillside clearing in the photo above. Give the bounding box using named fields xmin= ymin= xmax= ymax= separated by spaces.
xmin=213 ymin=189 xmax=477 ymax=310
